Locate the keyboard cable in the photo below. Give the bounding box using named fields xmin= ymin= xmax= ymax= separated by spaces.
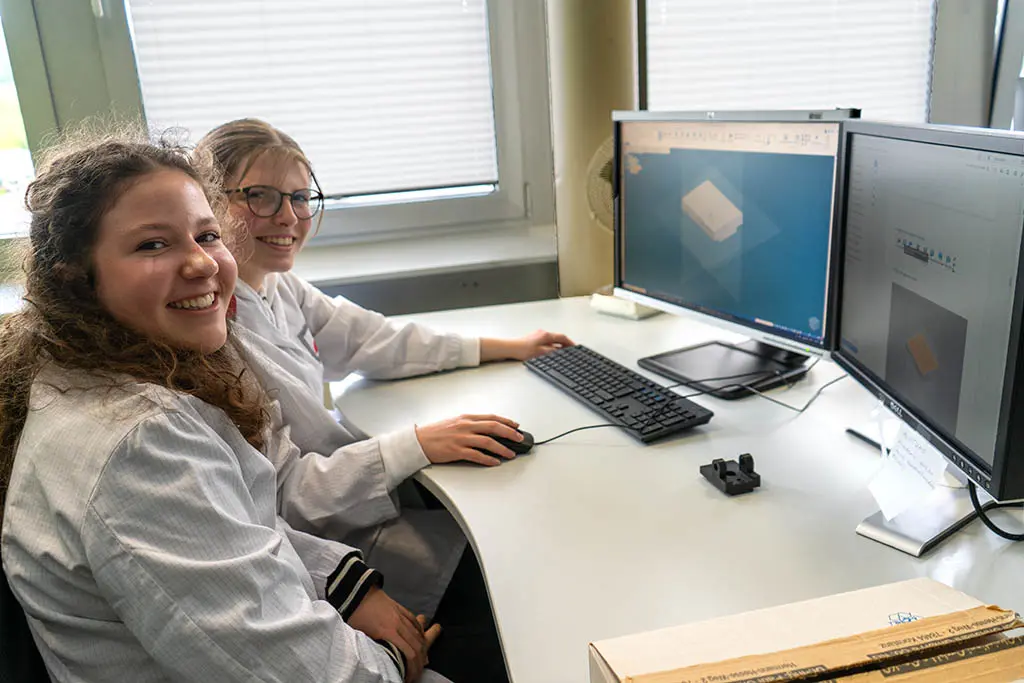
xmin=534 ymin=364 xmax=831 ymax=445
xmin=630 ymin=358 xmax=833 ymax=435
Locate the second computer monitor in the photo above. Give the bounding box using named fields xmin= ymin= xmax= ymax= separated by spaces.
xmin=833 ymin=121 xmax=1024 ymax=502
xmin=613 ymin=110 xmax=850 ymax=397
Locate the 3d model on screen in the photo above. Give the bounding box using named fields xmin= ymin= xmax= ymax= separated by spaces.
xmin=907 ymin=333 xmax=939 ymax=376
xmin=682 ymin=180 xmax=743 ymax=242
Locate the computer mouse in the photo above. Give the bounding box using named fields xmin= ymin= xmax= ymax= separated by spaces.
xmin=476 ymin=429 xmax=535 ymax=457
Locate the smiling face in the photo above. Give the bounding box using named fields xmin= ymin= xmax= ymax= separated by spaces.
xmin=92 ymin=169 xmax=237 ymax=353
xmin=227 ymin=153 xmax=314 ymax=290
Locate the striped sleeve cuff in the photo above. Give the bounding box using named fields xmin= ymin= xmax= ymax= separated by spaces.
xmin=374 ymin=639 xmax=407 ymax=681
xmin=325 ymin=551 xmax=384 ymax=621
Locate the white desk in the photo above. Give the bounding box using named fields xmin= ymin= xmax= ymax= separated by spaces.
xmin=334 ymin=297 xmax=1024 ymax=683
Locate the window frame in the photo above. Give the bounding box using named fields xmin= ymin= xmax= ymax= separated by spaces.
xmin=990 ymin=0 xmax=1024 ymax=129
xmin=0 ymin=0 xmax=58 ymax=160
xmin=96 ymin=0 xmax=554 ymax=243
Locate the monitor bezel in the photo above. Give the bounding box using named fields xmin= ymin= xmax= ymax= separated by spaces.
xmin=831 ymin=119 xmax=1024 ymax=501
xmin=612 ymin=109 xmax=857 ymax=357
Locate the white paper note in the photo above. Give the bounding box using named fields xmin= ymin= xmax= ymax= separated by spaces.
xmin=868 ymin=424 xmax=949 ymax=521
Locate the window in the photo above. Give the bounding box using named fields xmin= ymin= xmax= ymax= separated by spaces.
xmin=644 ymin=0 xmax=936 ymax=122
xmin=121 ymin=0 xmax=552 ymax=239
xmin=1 ymin=16 xmax=29 ymax=312
xmin=0 ymin=17 xmax=32 ymax=241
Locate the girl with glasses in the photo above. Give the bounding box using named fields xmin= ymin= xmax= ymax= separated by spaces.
xmin=0 ymin=131 xmax=450 ymax=683
xmin=199 ymin=119 xmax=572 ymax=461
xmin=196 ymin=118 xmax=567 ymax=681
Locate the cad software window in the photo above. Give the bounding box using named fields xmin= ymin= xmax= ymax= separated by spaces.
xmin=839 ymin=135 xmax=1024 ymax=465
xmin=619 ymin=120 xmax=839 ymax=344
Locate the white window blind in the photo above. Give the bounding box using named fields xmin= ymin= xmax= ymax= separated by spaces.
xmin=645 ymin=0 xmax=936 ymax=122
xmin=127 ymin=0 xmax=499 ymax=198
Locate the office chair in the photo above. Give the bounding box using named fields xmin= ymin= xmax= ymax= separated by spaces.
xmin=1 ymin=571 xmax=49 ymax=682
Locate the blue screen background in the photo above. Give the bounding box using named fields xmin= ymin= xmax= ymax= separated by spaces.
xmin=622 ymin=148 xmax=835 ymax=343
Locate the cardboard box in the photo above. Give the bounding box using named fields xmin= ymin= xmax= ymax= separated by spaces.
xmin=589 ymin=578 xmax=1023 ymax=683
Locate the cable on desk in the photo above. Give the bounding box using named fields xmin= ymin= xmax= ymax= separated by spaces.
xmin=534 ymin=367 xmax=805 ymax=445
xmin=634 ymin=359 xmax=824 ymax=431
xmin=640 ymin=367 xmax=786 ymax=398
xmin=968 ymin=482 xmax=1024 ymax=541
xmin=679 ymin=366 xmax=801 ymax=391
xmin=625 ymin=367 xmax=796 ymax=436
xmin=740 ymin=370 xmax=847 ymax=414
xmin=668 ymin=358 xmax=822 ymax=401
xmin=533 ymin=424 xmax=628 ymax=445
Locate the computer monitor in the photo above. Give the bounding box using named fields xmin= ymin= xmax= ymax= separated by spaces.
xmin=833 ymin=121 xmax=1024 ymax=511
xmin=613 ymin=109 xmax=857 ymax=398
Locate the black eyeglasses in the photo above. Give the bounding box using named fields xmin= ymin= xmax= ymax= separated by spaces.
xmin=227 ymin=185 xmax=324 ymax=219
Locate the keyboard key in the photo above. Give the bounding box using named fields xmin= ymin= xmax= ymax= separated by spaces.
xmin=546 ymin=370 xmax=578 ymax=389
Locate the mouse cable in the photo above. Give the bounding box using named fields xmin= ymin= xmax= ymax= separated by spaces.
xmin=969 ymin=482 xmax=1024 ymax=542
xmin=533 ymin=424 xmax=629 ymax=445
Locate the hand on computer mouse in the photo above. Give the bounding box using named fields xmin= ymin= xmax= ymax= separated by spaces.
xmin=477 ymin=429 xmax=534 ymax=458
xmin=415 ymin=414 xmax=526 ymax=467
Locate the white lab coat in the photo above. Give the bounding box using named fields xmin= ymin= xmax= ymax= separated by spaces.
xmin=1 ymin=364 xmax=452 ymax=683
xmin=233 ymin=272 xmax=481 ymax=616
xmin=235 ymin=272 xmax=480 ymax=393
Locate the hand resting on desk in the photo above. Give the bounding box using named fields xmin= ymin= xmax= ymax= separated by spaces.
xmin=480 ymin=330 xmax=575 ymax=362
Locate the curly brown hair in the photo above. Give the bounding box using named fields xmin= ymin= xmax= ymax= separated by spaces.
xmin=0 ymin=129 xmax=269 ymax=526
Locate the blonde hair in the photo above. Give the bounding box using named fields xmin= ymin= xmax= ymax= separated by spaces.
xmin=195 ymin=118 xmax=324 ymax=232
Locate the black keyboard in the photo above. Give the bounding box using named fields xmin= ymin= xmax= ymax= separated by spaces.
xmin=525 ymin=345 xmax=714 ymax=442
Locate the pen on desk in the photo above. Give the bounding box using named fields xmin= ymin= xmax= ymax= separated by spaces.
xmin=845 ymin=427 xmax=885 ymax=454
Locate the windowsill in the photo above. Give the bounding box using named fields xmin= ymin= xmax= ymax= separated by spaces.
xmin=0 ymin=225 xmax=559 ymax=314
xmin=293 ymin=223 xmax=558 ymax=287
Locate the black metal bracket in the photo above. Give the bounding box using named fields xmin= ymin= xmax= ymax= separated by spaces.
xmin=700 ymin=454 xmax=761 ymax=496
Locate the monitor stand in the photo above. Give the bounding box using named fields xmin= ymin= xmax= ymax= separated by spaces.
xmin=637 ymin=339 xmax=810 ymax=400
xmin=856 ymin=483 xmax=996 ymax=557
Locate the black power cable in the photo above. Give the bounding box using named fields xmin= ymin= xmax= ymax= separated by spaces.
xmin=968 ymin=482 xmax=1024 ymax=542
